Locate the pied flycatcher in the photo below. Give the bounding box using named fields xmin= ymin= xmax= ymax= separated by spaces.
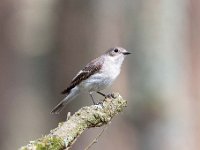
xmin=51 ymin=47 xmax=131 ymax=114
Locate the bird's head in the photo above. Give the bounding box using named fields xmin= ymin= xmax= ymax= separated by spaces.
xmin=105 ymin=47 xmax=131 ymax=63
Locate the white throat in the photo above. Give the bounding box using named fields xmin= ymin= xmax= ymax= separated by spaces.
xmin=101 ymin=55 xmax=125 ymax=81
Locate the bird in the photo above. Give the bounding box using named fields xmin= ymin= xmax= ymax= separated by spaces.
xmin=51 ymin=47 xmax=131 ymax=114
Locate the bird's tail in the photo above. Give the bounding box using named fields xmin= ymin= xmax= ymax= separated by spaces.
xmin=50 ymin=99 xmax=67 ymax=114
xmin=51 ymin=87 xmax=80 ymax=114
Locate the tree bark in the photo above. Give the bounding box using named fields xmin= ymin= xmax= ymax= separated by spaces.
xmin=20 ymin=93 xmax=127 ymax=150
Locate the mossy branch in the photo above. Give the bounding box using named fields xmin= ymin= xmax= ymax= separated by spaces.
xmin=20 ymin=93 xmax=127 ymax=150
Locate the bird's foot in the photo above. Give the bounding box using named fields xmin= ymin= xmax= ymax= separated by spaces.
xmin=96 ymin=101 xmax=103 ymax=105
xmin=105 ymin=93 xmax=116 ymax=99
xmin=94 ymin=101 xmax=104 ymax=109
xmin=97 ymin=91 xmax=116 ymax=99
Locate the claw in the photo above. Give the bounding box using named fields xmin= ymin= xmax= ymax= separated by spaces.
xmin=94 ymin=103 xmax=103 ymax=109
xmin=96 ymin=101 xmax=103 ymax=105
xmin=106 ymin=93 xmax=116 ymax=98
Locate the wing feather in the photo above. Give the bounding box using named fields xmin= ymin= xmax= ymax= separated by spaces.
xmin=61 ymin=57 xmax=104 ymax=94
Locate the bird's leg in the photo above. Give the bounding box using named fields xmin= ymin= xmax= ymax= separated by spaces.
xmin=89 ymin=92 xmax=96 ymax=105
xmin=106 ymin=93 xmax=115 ymax=98
xmin=96 ymin=91 xmax=106 ymax=106
xmin=96 ymin=91 xmax=106 ymax=97
xmin=97 ymin=91 xmax=115 ymax=98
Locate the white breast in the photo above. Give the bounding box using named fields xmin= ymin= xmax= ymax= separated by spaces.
xmin=79 ymin=55 xmax=124 ymax=92
xmin=99 ymin=56 xmax=124 ymax=88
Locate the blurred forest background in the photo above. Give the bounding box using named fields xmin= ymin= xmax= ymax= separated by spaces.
xmin=0 ymin=0 xmax=199 ymax=150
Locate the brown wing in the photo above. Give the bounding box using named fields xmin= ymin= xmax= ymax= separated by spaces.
xmin=61 ymin=57 xmax=104 ymax=94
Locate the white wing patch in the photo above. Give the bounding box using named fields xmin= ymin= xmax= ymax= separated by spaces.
xmin=72 ymin=70 xmax=89 ymax=81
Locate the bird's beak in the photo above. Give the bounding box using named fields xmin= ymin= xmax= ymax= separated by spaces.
xmin=123 ymin=52 xmax=131 ymax=55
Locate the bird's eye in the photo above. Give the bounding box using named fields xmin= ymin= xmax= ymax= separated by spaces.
xmin=114 ymin=49 xmax=118 ymax=53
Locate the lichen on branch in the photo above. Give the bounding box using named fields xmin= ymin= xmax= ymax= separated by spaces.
xmin=20 ymin=93 xmax=127 ymax=150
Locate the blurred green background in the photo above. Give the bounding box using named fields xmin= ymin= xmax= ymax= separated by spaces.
xmin=0 ymin=0 xmax=199 ymax=150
